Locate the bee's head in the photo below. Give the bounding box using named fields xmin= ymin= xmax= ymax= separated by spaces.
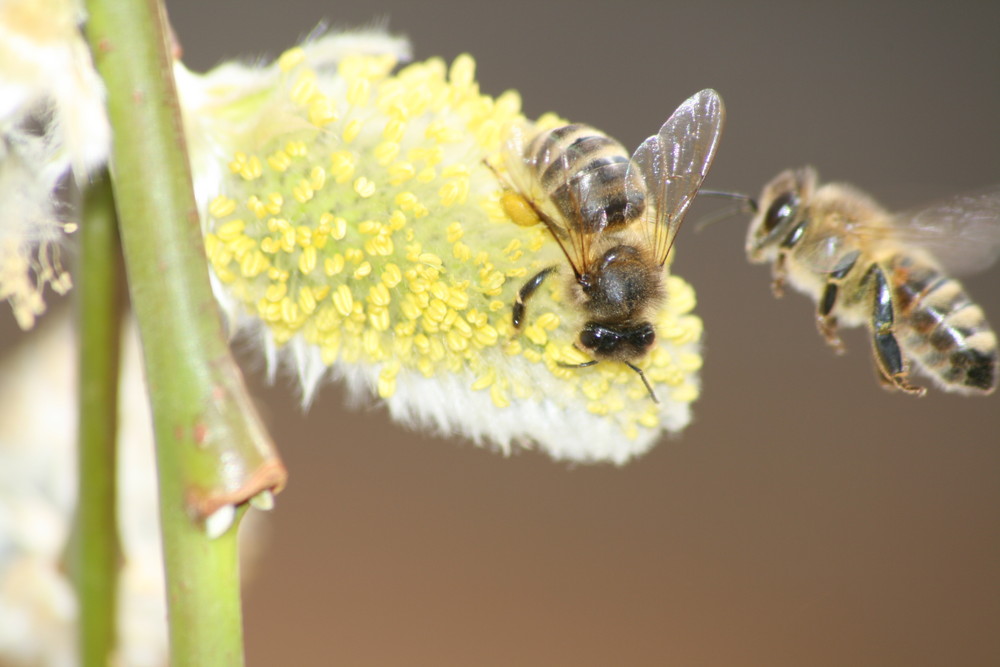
xmin=578 ymin=321 xmax=655 ymax=361
xmin=746 ymin=167 xmax=815 ymax=263
xmin=578 ymin=321 xmax=659 ymax=402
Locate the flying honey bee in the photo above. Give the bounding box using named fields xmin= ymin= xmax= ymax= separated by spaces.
xmin=491 ymin=89 xmax=725 ymax=402
xmin=744 ymin=166 xmax=999 ymax=396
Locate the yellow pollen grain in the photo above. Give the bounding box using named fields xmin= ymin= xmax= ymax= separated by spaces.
xmin=426 ymin=298 xmax=448 ymax=323
xmin=368 ymin=306 xmax=391 ymax=332
xmin=308 ymin=166 xmax=326 ymax=190
xmin=381 ymin=263 xmax=402 ymax=288
xmin=344 ymin=248 xmax=364 ymax=263
xmin=216 ymin=219 xmax=245 ymax=241
xmin=472 ymin=368 xmax=496 ymax=391
xmin=265 ymin=192 xmax=283 ymax=214
xmin=473 ymin=325 xmax=498 ymax=347
xmin=298 ymin=246 xmax=317 ymax=274
xmin=352 ymin=261 xmax=373 ymax=279
xmin=297 ymin=286 xmax=317 ymax=314
xmin=377 ymin=363 xmax=399 ymax=398
xmin=418 ymin=252 xmax=443 ymax=268
xmin=246 ymin=196 xmax=266 ymax=218
xmin=209 ymin=195 xmax=237 ymax=218
xmin=280 ymin=142 xmax=303 ymax=158
xmin=330 ymin=216 xmax=347 ymax=240
xmin=489 ymin=383 xmax=510 ymax=409
xmin=535 ymin=312 xmax=560 ymax=331
xmin=523 ymin=324 xmax=547 ymax=346
xmin=449 ymin=53 xmax=476 ymax=87
xmin=309 ymin=96 xmax=338 ymax=126
xmin=267 ymin=150 xmax=292 ymax=172
xmin=280 ymin=298 xmax=300 ymax=325
xmin=445 ymin=288 xmax=469 ymax=310
xmin=342 ymin=119 xmax=363 ymax=143
xmin=426 ymin=120 xmax=463 ymax=144
xmin=330 ymin=151 xmax=355 ymax=182
xmin=358 ymin=220 xmax=381 ymax=235
xmin=439 ymin=180 xmax=468 ymax=207
xmin=374 ymin=141 xmax=400 ymax=165
xmin=446 ymin=330 xmax=469 ymax=352
xmin=324 ymin=254 xmax=345 ymax=276
xmin=400 ymin=295 xmax=422 ymax=320
xmin=368 ymin=283 xmax=391 ymax=307
xmin=416 ymin=167 xmax=436 ymax=183
xmin=332 ymin=285 xmax=354 ymax=317
xmin=347 ymin=78 xmax=371 ymax=107
xmin=489 ymin=300 xmax=504 ymax=312
xmin=445 ymin=222 xmax=464 ymax=243
xmin=453 ymin=241 xmax=471 ymax=262
xmin=265 ymin=282 xmax=287 ymax=303
xmin=354 ymin=177 xmax=376 ymax=198
xmin=382 ymin=118 xmax=406 ymax=142
xmin=278 ymin=47 xmax=305 ymax=72
xmin=292 ymin=179 xmax=314 ymax=203
xmin=388 ymin=162 xmax=415 ymax=184
xmin=387 ymin=210 xmax=407 ymax=230
xmin=290 ymin=70 xmax=318 ymax=106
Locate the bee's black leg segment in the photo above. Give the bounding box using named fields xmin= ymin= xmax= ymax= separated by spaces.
xmin=815 ymin=251 xmax=860 ymax=353
xmin=558 ymin=359 xmax=598 ymax=369
xmin=816 ymin=281 xmax=844 ymax=353
xmin=868 ymin=264 xmax=926 ymax=396
xmin=513 ymin=266 xmax=557 ymax=329
xmin=625 ymin=362 xmax=660 ymax=404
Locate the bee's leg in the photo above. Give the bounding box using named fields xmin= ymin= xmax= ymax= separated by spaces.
xmin=815 ymin=252 xmax=863 ymax=354
xmin=867 ymin=264 xmax=926 ymax=396
xmin=513 ymin=266 xmax=557 ymax=328
xmin=770 ymin=252 xmax=788 ymax=298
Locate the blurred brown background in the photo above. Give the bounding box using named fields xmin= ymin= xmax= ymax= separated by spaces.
xmin=48 ymin=1 xmax=1000 ymax=665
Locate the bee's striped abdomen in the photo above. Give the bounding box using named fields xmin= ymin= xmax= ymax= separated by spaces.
xmin=526 ymin=124 xmax=644 ymax=234
xmin=891 ymin=255 xmax=998 ymax=394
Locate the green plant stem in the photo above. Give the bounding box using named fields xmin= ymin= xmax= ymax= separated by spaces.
xmin=71 ymin=172 xmax=123 ymax=667
xmin=83 ymin=1 xmax=285 ymax=665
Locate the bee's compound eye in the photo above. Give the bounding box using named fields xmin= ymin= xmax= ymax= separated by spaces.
xmin=763 ymin=192 xmax=798 ymax=233
xmin=579 ymin=326 xmax=602 ymax=349
xmin=637 ymin=325 xmax=655 ymax=348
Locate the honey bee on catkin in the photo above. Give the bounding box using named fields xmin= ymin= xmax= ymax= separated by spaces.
xmin=492 ymin=89 xmax=725 ymax=402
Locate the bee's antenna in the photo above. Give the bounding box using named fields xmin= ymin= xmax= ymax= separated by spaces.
xmin=625 ymin=362 xmax=660 ymax=404
xmin=693 ymin=190 xmax=759 ymax=232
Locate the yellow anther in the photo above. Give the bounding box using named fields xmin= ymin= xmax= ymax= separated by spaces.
xmin=388 ymin=161 xmax=416 ymax=184
xmin=324 ymin=254 xmax=345 ymax=276
xmin=374 ymin=141 xmax=400 ymax=165
xmin=368 ymin=283 xmax=391 ymax=307
xmin=347 ymin=78 xmax=371 ymax=106
xmin=277 ymin=47 xmax=305 ymax=72
xmin=209 ymin=196 xmax=237 ymax=219
xmin=309 ymin=96 xmax=338 ymax=126
xmin=332 ymin=285 xmax=354 ymax=317
xmin=449 ymin=53 xmax=476 ymax=87
xmin=298 ymin=246 xmax=317 ymax=274
xmin=352 ymin=261 xmax=373 ymax=279
xmin=381 ymin=263 xmax=402 ymax=288
xmin=290 ymin=70 xmax=318 ymax=106
xmin=354 ymin=177 xmax=376 ymax=198
xmin=342 ymin=119 xmax=363 ymax=143
xmin=331 ymin=216 xmax=348 ymax=240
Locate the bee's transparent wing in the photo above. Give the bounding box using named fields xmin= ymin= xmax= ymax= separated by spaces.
xmin=888 ymin=186 xmax=1000 ymax=275
xmin=625 ymin=89 xmax=725 ymax=266
xmin=796 ymin=185 xmax=1000 ymax=276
